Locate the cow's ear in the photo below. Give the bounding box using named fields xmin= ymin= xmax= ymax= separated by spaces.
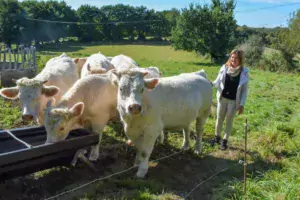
xmin=142 ymin=72 xmax=149 ymax=77
xmin=69 ymin=102 xmax=84 ymax=117
xmin=110 ymin=69 xmax=119 ymax=86
xmin=111 ymin=69 xmax=120 ymax=78
xmin=42 ymin=85 xmax=60 ymax=97
xmin=73 ymin=58 xmax=79 ymax=64
xmin=144 ymin=78 xmax=159 ymax=90
xmin=0 ymin=87 xmax=19 ymax=99
xmin=87 ymin=63 xmax=91 ymax=71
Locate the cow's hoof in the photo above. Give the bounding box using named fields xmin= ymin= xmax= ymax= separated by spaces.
xmin=194 ymin=150 xmax=202 ymax=155
xmin=194 ymin=145 xmax=202 ymax=155
xmin=181 ymin=143 xmax=190 ymax=150
xmin=136 ymin=168 xmax=148 ymax=179
xmin=127 ymin=139 xmax=133 ymax=146
xmin=88 ymin=152 xmax=99 ymax=161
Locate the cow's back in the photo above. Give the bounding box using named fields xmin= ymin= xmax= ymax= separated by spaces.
xmin=111 ymin=54 xmax=138 ymax=70
xmin=61 ymin=74 xmax=118 ymax=120
xmin=36 ymin=53 xmax=79 ymax=100
xmin=145 ymin=74 xmax=212 ymax=128
xmin=81 ymin=53 xmax=113 ymax=78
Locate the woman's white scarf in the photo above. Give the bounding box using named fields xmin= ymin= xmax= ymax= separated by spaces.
xmin=227 ymin=65 xmax=242 ymax=77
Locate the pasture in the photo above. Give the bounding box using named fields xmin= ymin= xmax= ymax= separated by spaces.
xmin=0 ymin=43 xmax=299 ymax=200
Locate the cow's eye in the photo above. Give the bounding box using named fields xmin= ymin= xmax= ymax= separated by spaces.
xmin=119 ymin=88 xmax=123 ymax=92
xmin=59 ymin=127 xmax=64 ymax=131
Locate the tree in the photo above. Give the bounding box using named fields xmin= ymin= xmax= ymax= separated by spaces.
xmin=0 ymin=0 xmax=23 ymax=46
xmin=20 ymin=0 xmax=77 ymax=45
xmin=76 ymin=5 xmax=107 ymax=42
xmin=271 ymin=9 xmax=300 ymax=64
xmin=171 ymin=0 xmax=236 ymax=62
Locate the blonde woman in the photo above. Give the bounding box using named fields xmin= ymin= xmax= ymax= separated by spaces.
xmin=210 ymin=49 xmax=249 ymax=150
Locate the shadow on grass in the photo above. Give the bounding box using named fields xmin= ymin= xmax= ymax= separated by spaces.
xmin=0 ymin=124 xmax=283 ymax=200
xmin=187 ymin=61 xmax=219 ymax=67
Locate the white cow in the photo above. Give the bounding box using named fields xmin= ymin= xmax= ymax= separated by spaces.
xmin=43 ymin=72 xmax=119 ymax=161
xmin=139 ymin=66 xmax=162 ymax=78
xmin=112 ymin=69 xmax=212 ymax=178
xmin=179 ymin=69 xmax=207 ymax=79
xmin=0 ymin=53 xmax=80 ymax=124
xmin=80 ymin=52 xmax=114 ymax=78
xmin=110 ymin=54 xmax=138 ymax=70
xmin=107 ymin=56 xmax=114 ymax=61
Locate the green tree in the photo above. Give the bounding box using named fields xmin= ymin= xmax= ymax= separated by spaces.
xmin=76 ymin=5 xmax=107 ymax=42
xmin=271 ymin=9 xmax=300 ymax=64
xmin=20 ymin=0 xmax=77 ymax=45
xmin=0 ymin=0 xmax=23 ymax=46
xmin=171 ymin=0 xmax=236 ymax=62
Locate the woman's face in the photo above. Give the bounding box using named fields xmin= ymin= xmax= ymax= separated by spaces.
xmin=230 ymin=53 xmax=240 ymax=68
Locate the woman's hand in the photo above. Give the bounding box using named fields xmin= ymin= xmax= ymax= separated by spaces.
xmin=238 ymin=106 xmax=244 ymax=115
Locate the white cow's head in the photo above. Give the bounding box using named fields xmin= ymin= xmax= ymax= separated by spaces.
xmin=44 ymin=100 xmax=84 ymax=144
xmin=143 ymin=66 xmax=162 ymax=78
xmin=0 ymin=78 xmax=59 ymax=122
xmin=112 ymin=69 xmax=159 ymax=117
xmin=86 ymin=63 xmax=108 ymax=75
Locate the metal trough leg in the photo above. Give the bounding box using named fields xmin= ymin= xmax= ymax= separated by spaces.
xmin=71 ymin=149 xmax=98 ymax=172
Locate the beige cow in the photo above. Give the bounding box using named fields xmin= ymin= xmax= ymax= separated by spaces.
xmin=43 ymin=72 xmax=119 ymax=161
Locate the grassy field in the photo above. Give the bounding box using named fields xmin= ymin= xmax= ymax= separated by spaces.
xmin=0 ymin=43 xmax=299 ymax=200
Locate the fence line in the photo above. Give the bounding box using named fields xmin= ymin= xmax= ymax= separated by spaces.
xmin=25 ymin=18 xmax=164 ymax=25
xmin=45 ymin=119 xmax=249 ymax=200
xmin=23 ymin=2 xmax=300 ymax=26
xmin=44 ymin=149 xmax=186 ymax=200
xmin=184 ymin=161 xmax=244 ymax=199
xmin=236 ymin=2 xmax=300 ymax=13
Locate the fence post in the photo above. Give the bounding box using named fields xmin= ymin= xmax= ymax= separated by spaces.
xmin=244 ymin=118 xmax=248 ymax=195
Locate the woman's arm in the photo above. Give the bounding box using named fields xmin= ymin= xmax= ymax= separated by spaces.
xmin=240 ymin=81 xmax=248 ymax=107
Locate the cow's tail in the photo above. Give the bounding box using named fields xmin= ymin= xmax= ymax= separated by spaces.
xmin=209 ymin=101 xmax=217 ymax=118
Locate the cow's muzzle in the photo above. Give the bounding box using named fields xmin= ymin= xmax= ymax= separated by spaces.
xmin=128 ymin=103 xmax=142 ymax=115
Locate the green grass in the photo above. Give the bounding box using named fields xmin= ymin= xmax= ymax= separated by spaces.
xmin=0 ymin=43 xmax=299 ymax=200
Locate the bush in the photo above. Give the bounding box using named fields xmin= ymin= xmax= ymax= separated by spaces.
xmin=237 ymin=35 xmax=264 ymax=67
xmin=259 ymin=51 xmax=294 ymax=72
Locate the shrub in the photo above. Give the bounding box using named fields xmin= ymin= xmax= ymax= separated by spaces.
xmin=237 ymin=35 xmax=264 ymax=67
xmin=259 ymin=51 xmax=294 ymax=72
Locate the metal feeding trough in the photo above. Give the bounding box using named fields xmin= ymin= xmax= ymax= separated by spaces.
xmin=0 ymin=126 xmax=99 ymax=181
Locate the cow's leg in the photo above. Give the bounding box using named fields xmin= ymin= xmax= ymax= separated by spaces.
xmin=135 ymin=127 xmax=161 ymax=178
xmin=134 ymin=151 xmax=142 ymax=165
xmin=181 ymin=126 xmax=190 ymax=150
xmin=195 ymin=109 xmax=210 ymax=154
xmin=89 ymin=123 xmax=105 ymax=161
xmin=157 ymin=130 xmax=164 ymax=144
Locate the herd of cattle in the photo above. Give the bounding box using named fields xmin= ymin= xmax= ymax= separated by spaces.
xmin=0 ymin=52 xmax=212 ymax=178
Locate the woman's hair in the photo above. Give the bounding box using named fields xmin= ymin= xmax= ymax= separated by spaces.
xmin=225 ymin=49 xmax=244 ymax=67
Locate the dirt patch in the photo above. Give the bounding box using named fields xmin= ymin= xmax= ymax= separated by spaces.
xmin=0 ymin=137 xmax=245 ymax=200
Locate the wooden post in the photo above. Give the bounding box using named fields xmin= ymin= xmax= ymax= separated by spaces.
xmin=244 ymin=118 xmax=248 ymax=195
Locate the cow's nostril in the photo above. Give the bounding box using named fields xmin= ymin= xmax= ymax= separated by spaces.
xmin=128 ymin=105 xmax=133 ymax=111
xmin=128 ymin=104 xmax=142 ymax=114
xmin=137 ymin=105 xmax=142 ymax=112
xmin=22 ymin=114 xmax=34 ymax=121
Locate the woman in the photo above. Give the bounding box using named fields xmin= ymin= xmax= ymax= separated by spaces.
xmin=210 ymin=49 xmax=249 ymax=150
